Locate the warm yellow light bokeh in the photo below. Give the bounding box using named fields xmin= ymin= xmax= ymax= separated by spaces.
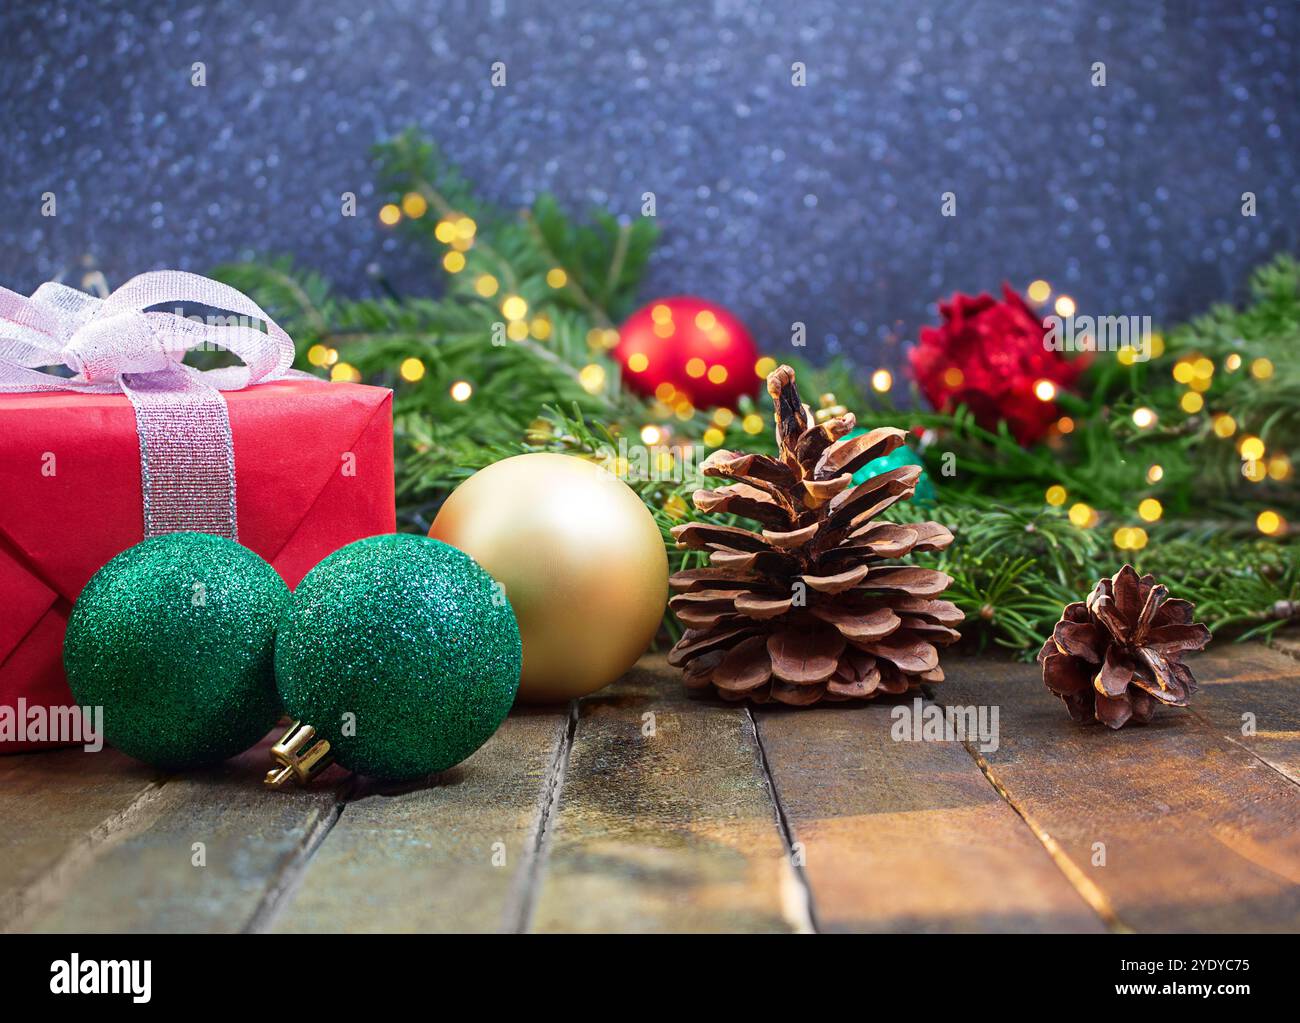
xmin=401 ymin=192 xmax=428 ymax=218
xmin=1256 ymin=510 xmax=1283 ymax=536
xmin=578 ymin=363 xmax=606 ymax=394
xmin=1138 ymin=498 xmax=1162 ymax=522
xmin=1212 ymin=414 xmax=1237 ymax=438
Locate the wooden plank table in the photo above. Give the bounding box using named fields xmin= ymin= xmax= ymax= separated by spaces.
xmin=3 ymin=641 xmax=1298 ymax=933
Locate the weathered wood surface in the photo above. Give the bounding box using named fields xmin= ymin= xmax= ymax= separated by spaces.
xmin=753 ymin=699 xmax=1105 ymax=933
xmin=1190 ymin=644 xmax=1300 ymax=785
xmin=942 ymin=652 xmax=1300 ymax=933
xmin=272 ymin=707 xmax=570 ymax=933
xmin=17 ymin=734 xmax=345 ymax=933
xmin=527 ymin=657 xmax=804 ymax=933
xmin=2 ymin=641 xmax=1299 ymax=933
xmin=1269 ymin=629 xmax=1300 ymax=663
xmin=0 ymin=746 xmax=161 ymax=931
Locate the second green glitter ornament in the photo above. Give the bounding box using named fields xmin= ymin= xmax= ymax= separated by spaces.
xmin=272 ymin=534 xmax=522 ymax=783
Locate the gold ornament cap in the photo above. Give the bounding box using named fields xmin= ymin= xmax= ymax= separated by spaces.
xmin=264 ymin=721 xmax=333 ymax=789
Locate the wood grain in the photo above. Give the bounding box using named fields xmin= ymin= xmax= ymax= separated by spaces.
xmin=268 ymin=707 xmax=569 ymax=933
xmin=0 ymin=746 xmax=160 ymax=930
xmin=1190 ymin=644 xmax=1300 ymax=785
xmin=528 ymin=655 xmax=803 ymax=933
xmin=753 ymin=696 xmax=1106 ymax=932
xmin=6 ymin=643 xmax=1299 ymax=934
xmin=21 ymin=733 xmax=345 ymax=933
xmin=942 ymin=653 xmax=1300 ymax=933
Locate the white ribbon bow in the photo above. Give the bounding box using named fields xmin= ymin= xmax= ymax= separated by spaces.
xmin=0 ymin=269 xmax=295 ymax=393
xmin=0 ymin=271 xmax=303 ymax=540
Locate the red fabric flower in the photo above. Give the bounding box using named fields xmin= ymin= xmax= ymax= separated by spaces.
xmin=908 ymin=284 xmax=1087 ymax=445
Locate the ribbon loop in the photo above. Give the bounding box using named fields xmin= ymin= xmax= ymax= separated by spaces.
xmin=0 ymin=271 xmax=304 ymax=541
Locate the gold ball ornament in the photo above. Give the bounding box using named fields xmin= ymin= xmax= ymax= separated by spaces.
xmin=429 ymin=453 xmax=668 ymax=702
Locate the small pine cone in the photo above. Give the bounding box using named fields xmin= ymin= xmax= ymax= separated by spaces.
xmin=1038 ymin=564 xmax=1211 ymax=729
xmin=666 ymin=364 xmax=964 ymax=706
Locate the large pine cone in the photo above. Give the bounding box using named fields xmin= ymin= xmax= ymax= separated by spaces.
xmin=666 ymin=365 xmax=964 ymax=706
xmin=1038 ymin=564 xmax=1211 ymax=728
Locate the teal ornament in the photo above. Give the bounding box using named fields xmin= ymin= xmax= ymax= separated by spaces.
xmin=845 ymin=428 xmax=937 ymax=506
xmin=63 ymin=532 xmax=289 ymax=769
xmin=275 ymin=534 xmax=522 ymax=781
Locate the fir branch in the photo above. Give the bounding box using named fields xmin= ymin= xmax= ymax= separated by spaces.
xmin=212 ymin=130 xmax=1299 ymax=657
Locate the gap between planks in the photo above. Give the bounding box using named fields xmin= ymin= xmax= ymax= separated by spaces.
xmin=243 ymin=700 xmax=580 ymax=935
xmin=746 ymin=708 xmax=820 ymax=934
xmin=1197 ymin=715 xmax=1300 ymax=791
xmin=502 ymin=700 xmax=578 ymax=934
xmin=241 ymin=780 xmax=355 ymax=934
xmin=919 ymin=683 xmax=1127 ymax=934
xmin=7 ymin=699 xmax=581 ymax=935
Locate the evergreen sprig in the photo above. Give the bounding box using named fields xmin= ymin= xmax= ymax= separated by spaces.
xmin=214 ymin=130 xmax=1299 ymax=657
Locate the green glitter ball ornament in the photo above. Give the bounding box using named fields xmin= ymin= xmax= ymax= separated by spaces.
xmin=274 ymin=534 xmax=522 ymax=781
xmin=844 ymin=428 xmax=937 ymax=506
xmin=63 ymin=532 xmax=289 ymax=770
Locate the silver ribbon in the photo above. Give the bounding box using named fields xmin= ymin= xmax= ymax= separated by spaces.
xmin=0 ymin=271 xmax=298 ymax=539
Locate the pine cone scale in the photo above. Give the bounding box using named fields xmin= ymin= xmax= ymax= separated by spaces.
xmin=713 ymin=636 xmax=772 ymax=692
xmin=768 ymin=626 xmax=845 ymax=685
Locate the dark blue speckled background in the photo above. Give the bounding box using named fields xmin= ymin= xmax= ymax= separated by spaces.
xmin=1 ymin=0 xmax=1296 ymax=367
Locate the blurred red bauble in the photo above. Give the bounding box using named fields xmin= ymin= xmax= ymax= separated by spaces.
xmin=909 ymin=284 xmax=1088 ymax=446
xmin=615 ymin=296 xmax=760 ymax=409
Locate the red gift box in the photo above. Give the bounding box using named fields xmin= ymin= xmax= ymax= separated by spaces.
xmin=0 ymin=377 xmax=395 ymax=752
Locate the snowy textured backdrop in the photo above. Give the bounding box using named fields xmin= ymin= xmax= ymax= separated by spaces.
xmin=1 ymin=0 xmax=1296 ymax=368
